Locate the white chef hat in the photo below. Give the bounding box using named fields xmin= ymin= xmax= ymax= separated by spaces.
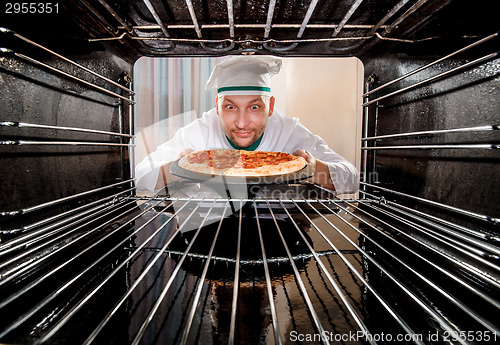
xmin=205 ymin=56 xmax=282 ymax=96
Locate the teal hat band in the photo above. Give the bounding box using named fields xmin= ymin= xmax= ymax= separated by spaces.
xmin=217 ymin=86 xmax=271 ymax=93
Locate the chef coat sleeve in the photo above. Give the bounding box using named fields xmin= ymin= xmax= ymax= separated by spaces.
xmin=291 ymin=121 xmax=359 ymax=194
xmin=135 ymin=122 xmax=203 ymax=192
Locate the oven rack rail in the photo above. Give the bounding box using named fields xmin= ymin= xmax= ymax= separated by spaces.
xmin=0 ymin=28 xmax=135 ymax=153
xmin=362 ymin=31 xmax=499 ymax=105
xmin=0 ymin=27 xmax=134 ymax=104
xmin=0 ymin=121 xmax=134 ymax=139
xmin=0 ymin=188 xmax=498 ymax=344
xmin=361 ymin=30 xmax=498 ymax=112
xmin=0 ymin=120 xmax=135 ymax=148
xmin=78 ymin=0 xmax=443 ymax=54
xmin=360 ymin=31 xmax=499 ymax=162
xmin=143 ymin=247 xmax=360 ymax=266
xmin=360 ymin=31 xmax=500 ymax=233
xmin=0 ymin=27 xmax=135 ymax=226
xmin=0 ymin=179 xmax=136 ymax=231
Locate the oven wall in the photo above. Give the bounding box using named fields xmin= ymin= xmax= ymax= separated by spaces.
xmin=0 ymin=47 xmax=134 ymax=228
xmin=362 ymin=52 xmax=500 ymax=231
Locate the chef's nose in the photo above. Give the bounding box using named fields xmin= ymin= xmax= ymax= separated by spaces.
xmin=234 ymin=110 xmax=250 ymax=129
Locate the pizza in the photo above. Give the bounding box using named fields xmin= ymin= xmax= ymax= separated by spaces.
xmin=177 ymin=149 xmax=307 ymax=177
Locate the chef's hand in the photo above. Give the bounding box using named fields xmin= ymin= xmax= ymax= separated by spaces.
xmin=293 ymin=150 xmax=336 ymax=191
xmin=293 ymin=149 xmax=316 ymax=169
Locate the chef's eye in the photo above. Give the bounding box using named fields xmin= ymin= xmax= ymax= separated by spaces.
xmin=250 ymin=104 xmax=260 ymax=110
xmin=225 ymin=104 xmax=236 ymax=110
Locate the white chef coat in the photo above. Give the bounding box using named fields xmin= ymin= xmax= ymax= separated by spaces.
xmin=135 ymin=108 xmax=359 ymax=194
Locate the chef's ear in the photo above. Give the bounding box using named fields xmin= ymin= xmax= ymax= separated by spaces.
xmin=269 ymin=96 xmax=275 ymax=116
xmin=215 ymin=96 xmax=219 ymax=116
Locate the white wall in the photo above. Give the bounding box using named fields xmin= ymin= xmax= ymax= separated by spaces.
xmin=271 ymin=57 xmax=364 ymax=194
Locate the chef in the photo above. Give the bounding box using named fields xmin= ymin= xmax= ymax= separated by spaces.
xmin=135 ymin=55 xmax=359 ymax=194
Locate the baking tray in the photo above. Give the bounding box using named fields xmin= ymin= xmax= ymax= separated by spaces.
xmin=170 ymin=159 xmax=314 ymax=184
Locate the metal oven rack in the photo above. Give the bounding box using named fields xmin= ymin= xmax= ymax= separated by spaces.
xmin=70 ymin=0 xmax=446 ymax=56
xmin=1 ymin=180 xmax=498 ymax=344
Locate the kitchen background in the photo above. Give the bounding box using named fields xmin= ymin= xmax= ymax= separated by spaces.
xmin=133 ymin=56 xmax=363 ymax=197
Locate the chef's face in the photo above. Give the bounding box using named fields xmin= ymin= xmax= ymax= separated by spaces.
xmin=217 ymin=95 xmax=275 ymax=148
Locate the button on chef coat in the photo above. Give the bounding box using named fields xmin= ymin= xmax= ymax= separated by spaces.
xmin=135 ymin=108 xmax=359 ymax=194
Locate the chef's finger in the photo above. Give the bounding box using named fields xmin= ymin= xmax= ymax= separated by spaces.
xmin=293 ymin=149 xmax=307 ymax=157
xmin=293 ymin=149 xmax=313 ymax=162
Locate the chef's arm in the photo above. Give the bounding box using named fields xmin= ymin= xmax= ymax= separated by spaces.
xmin=155 ymin=161 xmax=180 ymax=190
xmin=155 ymin=148 xmax=194 ymax=190
xmin=311 ymin=159 xmax=336 ymax=191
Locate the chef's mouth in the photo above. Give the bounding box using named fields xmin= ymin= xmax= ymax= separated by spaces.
xmin=233 ymin=131 xmax=252 ymax=137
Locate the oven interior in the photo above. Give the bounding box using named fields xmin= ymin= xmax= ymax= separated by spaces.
xmin=0 ymin=0 xmax=499 ymax=344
